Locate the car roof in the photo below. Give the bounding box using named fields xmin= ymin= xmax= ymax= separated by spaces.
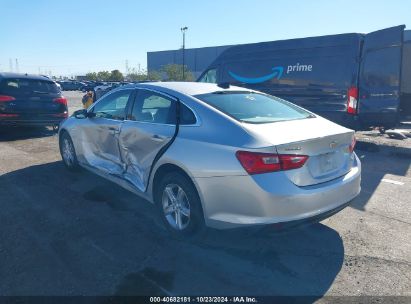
xmin=129 ymin=82 xmax=251 ymax=96
xmin=0 ymin=72 xmax=54 ymax=81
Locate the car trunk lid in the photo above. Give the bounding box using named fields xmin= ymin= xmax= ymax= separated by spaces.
xmin=0 ymin=78 xmax=64 ymax=115
xmin=242 ymin=116 xmax=355 ymax=186
xmin=6 ymin=93 xmax=63 ymax=114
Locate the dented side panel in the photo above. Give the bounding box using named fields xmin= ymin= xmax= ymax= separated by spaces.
xmin=79 ymin=117 xmax=125 ymax=175
xmin=119 ymin=121 xmax=175 ymax=191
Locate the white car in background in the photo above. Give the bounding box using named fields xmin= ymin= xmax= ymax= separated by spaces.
xmin=92 ymin=83 xmax=111 ymax=101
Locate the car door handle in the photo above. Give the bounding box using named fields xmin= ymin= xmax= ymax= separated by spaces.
xmin=108 ymin=127 xmax=120 ymax=134
xmin=152 ymin=134 xmax=164 ymax=141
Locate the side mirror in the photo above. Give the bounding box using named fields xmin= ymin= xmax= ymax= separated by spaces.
xmin=73 ymin=109 xmax=89 ymax=119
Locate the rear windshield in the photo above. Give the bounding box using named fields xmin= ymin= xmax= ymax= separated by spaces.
xmin=0 ymin=78 xmax=60 ymax=95
xmin=194 ymin=91 xmax=313 ymax=123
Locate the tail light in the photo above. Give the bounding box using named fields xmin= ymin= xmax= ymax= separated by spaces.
xmin=280 ymin=154 xmax=310 ymax=170
xmin=236 ymin=151 xmax=308 ymax=175
xmin=347 ymin=87 xmax=358 ymax=115
xmin=53 ymin=97 xmax=68 ymax=107
xmin=0 ymin=95 xmax=16 ymax=102
xmin=349 ymin=135 xmax=356 ymax=153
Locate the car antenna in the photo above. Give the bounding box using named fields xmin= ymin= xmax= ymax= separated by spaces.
xmin=217 ymin=82 xmax=230 ymax=89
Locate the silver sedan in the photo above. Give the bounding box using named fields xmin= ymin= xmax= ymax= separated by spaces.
xmin=59 ymin=82 xmax=361 ymax=238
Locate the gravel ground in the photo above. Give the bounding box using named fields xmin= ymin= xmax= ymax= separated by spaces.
xmin=356 ymin=125 xmax=411 ymax=157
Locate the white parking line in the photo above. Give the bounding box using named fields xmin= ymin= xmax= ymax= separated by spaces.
xmin=381 ymin=179 xmax=405 ymax=186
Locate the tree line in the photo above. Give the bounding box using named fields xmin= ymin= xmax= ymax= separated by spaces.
xmin=85 ymin=64 xmax=194 ymax=82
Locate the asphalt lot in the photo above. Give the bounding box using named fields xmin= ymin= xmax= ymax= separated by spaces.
xmin=0 ymin=91 xmax=410 ymax=298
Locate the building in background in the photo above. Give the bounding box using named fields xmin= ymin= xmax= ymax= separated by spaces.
xmin=147 ymin=45 xmax=232 ymax=79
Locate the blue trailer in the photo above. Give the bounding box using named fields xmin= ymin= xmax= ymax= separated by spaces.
xmin=198 ymin=26 xmax=410 ymax=130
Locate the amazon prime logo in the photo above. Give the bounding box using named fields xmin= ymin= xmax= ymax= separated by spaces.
xmin=228 ymin=63 xmax=313 ymax=84
xmin=228 ymin=67 xmax=283 ymax=84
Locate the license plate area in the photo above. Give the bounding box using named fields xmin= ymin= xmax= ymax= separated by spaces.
xmin=319 ymin=152 xmax=338 ymax=174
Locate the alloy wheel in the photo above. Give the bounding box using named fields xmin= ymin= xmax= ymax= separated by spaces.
xmin=62 ymin=138 xmax=75 ymax=167
xmin=162 ymin=184 xmax=191 ymax=230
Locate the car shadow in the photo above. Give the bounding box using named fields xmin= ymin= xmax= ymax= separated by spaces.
xmin=0 ymin=161 xmax=344 ymax=298
xmin=0 ymin=126 xmax=56 ymax=142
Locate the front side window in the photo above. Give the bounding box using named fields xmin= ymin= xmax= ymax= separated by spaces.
xmin=91 ymin=89 xmax=132 ymax=120
xmin=198 ymin=68 xmax=217 ymax=83
xmin=194 ymin=91 xmax=312 ymax=124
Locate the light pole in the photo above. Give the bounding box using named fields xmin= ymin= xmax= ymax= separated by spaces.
xmin=181 ymin=26 xmax=188 ymax=80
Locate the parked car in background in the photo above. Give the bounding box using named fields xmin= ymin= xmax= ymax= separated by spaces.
xmin=59 ymin=82 xmax=361 ymax=238
xmin=0 ymin=73 xmax=68 ymax=128
xmin=93 ymin=82 xmax=131 ymax=101
xmin=80 ymin=81 xmax=104 ymax=92
xmin=198 ymin=25 xmax=411 ymax=131
xmin=93 ymin=83 xmax=113 ymax=101
xmin=59 ymin=81 xmax=85 ymax=91
xmin=55 ymin=82 xmax=62 ymax=91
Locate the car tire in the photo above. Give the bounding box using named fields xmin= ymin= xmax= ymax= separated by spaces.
xmin=155 ymin=172 xmax=206 ymax=240
xmin=59 ymin=131 xmax=79 ymax=171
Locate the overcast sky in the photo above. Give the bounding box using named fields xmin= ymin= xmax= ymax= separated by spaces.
xmin=1 ymin=0 xmax=410 ymax=76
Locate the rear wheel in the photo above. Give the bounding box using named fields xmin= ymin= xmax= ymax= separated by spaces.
xmin=59 ymin=132 xmax=79 ymax=170
xmin=156 ymin=172 xmax=205 ymax=239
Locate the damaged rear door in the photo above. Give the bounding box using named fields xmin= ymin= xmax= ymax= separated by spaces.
xmin=119 ymin=89 xmax=178 ymax=192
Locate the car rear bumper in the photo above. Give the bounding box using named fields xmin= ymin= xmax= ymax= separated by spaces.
xmin=195 ymin=153 xmax=361 ymax=229
xmin=0 ymin=117 xmax=66 ymax=126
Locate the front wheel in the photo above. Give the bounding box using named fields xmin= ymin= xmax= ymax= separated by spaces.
xmin=59 ymin=132 xmax=79 ymax=171
xmin=156 ymin=172 xmax=206 ymax=239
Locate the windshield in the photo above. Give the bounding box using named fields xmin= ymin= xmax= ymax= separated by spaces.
xmin=194 ymin=91 xmax=313 ymax=123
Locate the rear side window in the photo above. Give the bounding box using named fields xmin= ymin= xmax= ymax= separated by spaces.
xmin=132 ymin=90 xmax=176 ymax=124
xmin=131 ymin=90 xmax=197 ymax=125
xmin=0 ymin=78 xmax=60 ymax=95
xmin=180 ymin=104 xmax=196 ymax=125
xmin=195 ymin=92 xmax=312 ymax=124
